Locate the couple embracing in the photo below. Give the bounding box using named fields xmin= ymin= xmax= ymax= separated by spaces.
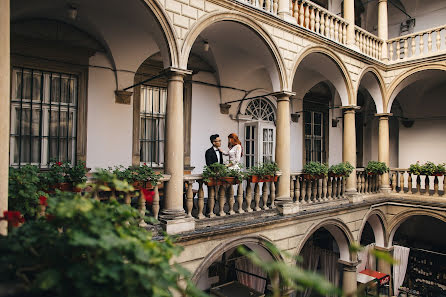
xmin=205 ymin=133 xmax=243 ymax=170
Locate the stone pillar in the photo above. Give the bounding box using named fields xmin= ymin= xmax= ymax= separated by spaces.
xmin=274 ymin=91 xmax=298 ymax=215
xmin=344 ymin=0 xmax=356 ymax=46
xmin=378 ymin=0 xmax=389 ymax=60
xmin=377 ymin=113 xmax=392 ymax=192
xmin=278 ymin=0 xmax=296 ymax=23
xmin=0 ymin=0 xmax=10 ymax=235
xmin=342 ymin=106 xmax=360 ymax=201
xmin=375 ymin=246 xmax=393 ymax=296
xmin=160 ymin=68 xmax=194 ymax=235
xmin=339 ymin=260 xmax=359 ymax=297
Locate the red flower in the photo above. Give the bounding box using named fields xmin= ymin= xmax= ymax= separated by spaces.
xmin=56 ymin=161 xmax=62 ymax=166
xmin=143 ymin=163 xmax=147 ymax=166
xmin=39 ymin=196 xmax=48 ymax=206
xmin=141 ymin=189 xmax=155 ymax=204
xmin=3 ymin=211 xmax=25 ymax=227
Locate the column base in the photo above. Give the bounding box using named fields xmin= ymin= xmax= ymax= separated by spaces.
xmin=276 ymin=197 xmax=299 ymax=215
xmin=345 ymin=190 xmax=363 ymax=203
xmin=380 ymin=185 xmax=392 ymax=193
xmin=279 ymin=13 xmax=297 ymax=24
xmin=161 ymin=216 xmax=195 ymax=235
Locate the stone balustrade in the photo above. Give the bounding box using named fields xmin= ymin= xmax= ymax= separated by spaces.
xmin=290 ymin=172 xmax=347 ymax=202
xmin=290 ymin=0 xmax=348 ymax=46
xmin=390 ymin=169 xmax=446 ymax=197
xmin=356 ymin=168 xmax=381 ymax=194
xmin=238 ymin=0 xmax=279 ymax=15
xmin=387 ymin=25 xmax=446 ymax=62
xmin=355 ymin=26 xmax=384 ymax=60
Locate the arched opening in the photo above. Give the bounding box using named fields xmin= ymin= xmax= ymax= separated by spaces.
xmin=391 ymin=215 xmax=446 ymax=296
xmin=291 ymin=50 xmax=351 ymax=170
xmin=357 ymin=213 xmax=387 ymax=273
xmin=184 ymin=17 xmax=284 ymax=173
xmin=194 ymin=241 xmax=278 ymax=295
xmin=388 ymin=69 xmax=446 ymax=169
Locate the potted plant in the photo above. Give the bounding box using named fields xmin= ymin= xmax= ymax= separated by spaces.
xmin=328 ymin=162 xmax=354 ymax=177
xmin=202 ymin=163 xmax=245 ymax=186
xmin=365 ymin=161 xmax=389 ymax=175
xmin=113 ymin=164 xmax=161 ymax=190
xmin=65 ymin=161 xmax=89 ymax=191
xmin=303 ymin=162 xmax=328 ymax=180
xmin=40 ymin=161 xmax=88 ymax=192
xmin=247 ymin=162 xmax=280 ymax=183
xmin=435 ymin=163 xmax=446 ymax=176
xmin=409 ymin=161 xmax=422 ymax=175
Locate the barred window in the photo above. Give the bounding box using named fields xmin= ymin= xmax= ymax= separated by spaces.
xmin=140 ymin=86 xmax=167 ymax=166
xmin=10 ymin=68 xmax=78 ymax=167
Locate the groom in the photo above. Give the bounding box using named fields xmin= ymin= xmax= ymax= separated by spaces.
xmin=205 ymin=134 xmax=223 ymax=166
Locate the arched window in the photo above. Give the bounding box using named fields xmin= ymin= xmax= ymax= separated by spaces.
xmin=244 ymin=98 xmax=276 ymax=167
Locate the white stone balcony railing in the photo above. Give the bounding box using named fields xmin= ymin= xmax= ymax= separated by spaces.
xmin=390 ymin=169 xmax=446 ymax=197
xmin=237 ymin=0 xmax=279 ymax=15
xmin=355 ymin=26 xmax=384 ymax=60
xmin=290 ymin=0 xmax=349 ymax=46
xmin=387 ymin=25 xmax=446 ymax=62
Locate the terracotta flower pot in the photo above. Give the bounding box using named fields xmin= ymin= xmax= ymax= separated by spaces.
xmin=433 ymin=172 xmax=444 ymax=176
xmin=52 ymin=182 xmax=73 ymax=192
xmin=328 ymin=173 xmax=344 ymax=178
xmin=249 ymin=175 xmax=278 ymax=183
xmin=132 ymin=182 xmax=154 ymax=190
xmin=206 ymin=177 xmax=239 ymax=186
xmin=303 ymin=174 xmax=324 ymax=180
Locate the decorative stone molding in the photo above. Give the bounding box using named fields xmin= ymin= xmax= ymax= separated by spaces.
xmin=219 ymin=103 xmax=231 ymax=114
xmin=114 ymin=90 xmax=133 ymax=105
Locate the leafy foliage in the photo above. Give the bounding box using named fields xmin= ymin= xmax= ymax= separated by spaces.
xmin=8 ymin=165 xmax=45 ymax=219
xmin=0 ymin=191 xmax=206 ymax=297
xmin=408 ymin=161 xmax=422 ymax=175
xmin=247 ymin=162 xmax=280 ymax=178
xmin=409 ymin=161 xmax=446 ymax=176
xmin=303 ymin=162 xmax=328 ymax=177
xmin=328 ymin=162 xmax=355 ymax=177
xmin=365 ymin=161 xmax=389 ymax=175
xmin=112 ymin=164 xmax=162 ymax=187
xmin=202 ymin=163 xmax=246 ymax=182
xmin=39 ymin=161 xmax=88 ymax=189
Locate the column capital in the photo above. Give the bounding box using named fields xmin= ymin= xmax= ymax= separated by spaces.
xmin=375 ymin=113 xmax=392 ymax=118
xmin=341 ymin=105 xmax=360 ymax=114
xmin=374 ymin=245 xmax=394 ymax=252
xmin=272 ymin=91 xmax=296 ymax=102
xmin=163 ymin=67 xmax=193 ymax=77
xmin=338 ymin=259 xmax=360 ymax=271
xmin=378 ymin=0 xmax=387 ymax=3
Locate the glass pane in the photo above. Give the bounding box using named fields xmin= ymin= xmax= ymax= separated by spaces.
xmin=305 ymin=139 xmax=311 ymax=163
xmin=314 ymin=112 xmax=322 ymax=124
xmin=304 ymin=111 xmax=311 ymax=124
xmin=246 ymin=141 xmax=250 ymax=154
xmin=305 ymin=123 xmax=311 ymax=135
xmin=51 ymin=75 xmax=61 ymax=103
xmin=314 ymin=124 xmax=321 ymax=136
xmin=246 ymin=126 xmax=250 ymax=139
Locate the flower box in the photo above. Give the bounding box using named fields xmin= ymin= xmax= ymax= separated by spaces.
xmin=433 ymin=172 xmax=444 ymax=176
xmin=206 ymin=177 xmax=239 ymax=186
xmin=303 ymin=174 xmax=324 ymax=180
xmin=249 ymin=175 xmax=278 ymax=183
xmin=328 ymin=173 xmax=343 ymax=178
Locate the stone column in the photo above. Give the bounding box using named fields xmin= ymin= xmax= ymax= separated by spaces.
xmin=377 ymin=113 xmax=392 ymax=192
xmin=274 ymin=91 xmax=298 ymax=215
xmin=342 ymin=106 xmax=359 ymax=201
xmin=278 ymin=0 xmax=296 ymax=23
xmin=0 ymin=0 xmax=10 ymax=235
xmin=160 ymin=68 xmax=194 ymax=235
xmin=378 ymin=0 xmax=389 ymax=60
xmin=339 ymin=260 xmax=359 ymax=297
xmin=344 ymin=0 xmax=356 ymax=46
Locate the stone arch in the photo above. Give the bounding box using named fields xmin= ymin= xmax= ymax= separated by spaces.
xmin=357 ymin=209 xmax=388 ymax=248
xmin=141 ymin=0 xmax=180 ymax=68
xmin=388 ymin=209 xmax=446 ymax=246
xmin=191 ymin=235 xmax=284 ymax=284
xmin=385 ymin=64 xmax=446 ymax=113
xmin=296 ymin=219 xmax=355 ymax=262
xmin=290 ymin=45 xmax=354 ymax=106
xmin=180 ymin=11 xmax=287 ymax=91
xmin=356 ymin=66 xmax=386 ymax=114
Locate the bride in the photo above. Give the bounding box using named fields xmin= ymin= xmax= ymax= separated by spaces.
xmin=219 ymin=133 xmax=243 ymax=170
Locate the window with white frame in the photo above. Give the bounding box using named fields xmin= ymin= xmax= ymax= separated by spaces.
xmin=139 ymin=85 xmax=167 ymax=166
xmin=10 ymin=67 xmax=78 ymax=167
xmin=304 ymin=111 xmax=325 ymax=163
xmin=244 ymin=98 xmax=276 ymax=167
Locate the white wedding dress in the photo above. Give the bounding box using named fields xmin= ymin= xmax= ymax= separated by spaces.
xmin=222 ymin=144 xmax=242 ymax=170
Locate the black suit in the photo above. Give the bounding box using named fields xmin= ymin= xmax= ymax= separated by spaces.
xmin=205 ymin=147 xmax=223 ymax=166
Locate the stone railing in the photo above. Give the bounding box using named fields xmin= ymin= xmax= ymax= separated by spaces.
xmin=387 ymin=25 xmax=446 ymax=62
xmin=183 ymin=174 xmax=279 ymax=218
xmin=290 ymin=0 xmax=348 ymax=46
xmin=290 ymin=172 xmax=347 ymax=202
xmin=390 ymin=169 xmax=446 ymax=197
xmin=355 ymin=26 xmax=384 ymax=60
xmin=356 ymin=168 xmax=381 ymax=194
xmin=238 ymin=0 xmax=279 ymax=15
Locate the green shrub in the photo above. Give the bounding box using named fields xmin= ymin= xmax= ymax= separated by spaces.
xmin=39 ymin=161 xmax=88 ymax=189
xmin=247 ymin=162 xmax=280 ymax=178
xmin=328 ymin=162 xmax=355 ymax=177
xmin=303 ymin=162 xmax=328 ymax=177
xmin=112 ymin=164 xmax=162 ymax=187
xmin=365 ymin=161 xmax=389 ymax=175
xmin=409 ymin=161 xmax=422 ymax=175
xmin=202 ymin=163 xmax=246 ymax=182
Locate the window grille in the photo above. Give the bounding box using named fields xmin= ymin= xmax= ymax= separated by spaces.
xmin=304 ymin=111 xmax=325 ymax=163
xmin=140 ymin=85 xmax=166 ymax=166
xmin=10 ymin=67 xmax=78 ymax=167
xmin=245 ymin=98 xmax=276 ymax=122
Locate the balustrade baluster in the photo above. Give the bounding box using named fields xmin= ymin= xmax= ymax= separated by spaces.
xmin=329 ymin=17 xmax=334 ymax=40
xmin=375 ymin=175 xmax=380 ymax=192
xmin=186 ymin=181 xmax=193 ymax=217
xmin=408 ymin=174 xmax=412 ymax=194
xmin=403 ymin=39 xmax=408 ymax=59
xmin=208 ymin=185 xmax=216 ymax=217
xmin=228 ymin=185 xmax=235 ymax=214
xmin=290 ymin=176 xmax=295 ymax=199
xmin=317 ymin=178 xmax=322 ymax=202
xmin=342 ymin=23 xmax=347 ymax=44
xmin=334 ymin=20 xmax=339 ymax=42
xmin=323 ymin=176 xmax=328 ymax=201
xmin=299 ymin=2 xmax=305 ymax=26
xmin=325 ymin=15 xmax=330 ymax=38
xmin=424 ymin=176 xmax=430 ymax=196
xmin=336 ymin=177 xmax=341 ymax=198
xmin=310 ymin=179 xmax=315 ymax=203
xmin=138 ymin=189 xmax=147 ymax=227
xmin=270 ymin=181 xmax=276 ymax=207
xmin=259 ymin=0 xmax=265 ymax=10
xmin=236 ymin=183 xmax=244 ymax=212
xmin=301 ymin=179 xmax=307 ymax=203
xmin=218 ymin=185 xmax=226 ymax=216
xmin=245 ymin=181 xmax=253 ymax=212
xmin=254 ymin=182 xmax=261 ymax=211
xmin=416 ymin=175 xmax=421 ymax=194
xmin=294 ymin=177 xmax=301 ymax=202
xmin=436 ymin=29 xmax=441 ymax=51
xmin=196 ymin=181 xmax=205 ymax=219
xmin=273 ymin=0 xmax=278 ymax=13
xmin=364 ymin=175 xmax=369 ymax=194
xmin=356 ymin=32 xmax=360 ymax=49
xmin=332 ymin=176 xmax=337 ymax=197
xmin=152 ymin=185 xmax=160 ymax=220
xmin=433 ymin=176 xmax=440 ymax=197
xmin=443 ymin=175 xmax=446 ymax=197
xmin=341 ymin=177 xmax=345 ymax=197
xmin=310 ymin=6 xmax=315 ymax=31
xmin=265 ymin=0 xmax=270 ymax=12
xmin=315 ymin=10 xmax=320 ymax=33
xmin=360 ymin=34 xmax=365 ymax=53
xmin=389 ymin=42 xmax=394 ymax=60
xmin=357 ymin=172 xmax=361 ymax=192
xmin=396 ymin=41 xmax=400 ymax=60
xmin=400 ymin=171 xmax=405 ymax=193
xmin=360 ymin=174 xmax=365 ymax=193
xmin=373 ymin=40 xmax=377 ymax=58
xmin=320 ymin=12 xmax=325 ymax=35
xmin=392 ymin=172 xmax=397 ymax=192
xmin=327 ymin=176 xmax=332 ymax=200
xmin=428 ymin=32 xmax=433 ymax=53
xmin=293 ymin=0 xmax=299 ymax=22
xmin=304 ymin=4 xmax=310 ymax=28
xmin=262 ymin=182 xmax=269 ymax=209
xmin=420 ymin=34 xmax=425 ymax=56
